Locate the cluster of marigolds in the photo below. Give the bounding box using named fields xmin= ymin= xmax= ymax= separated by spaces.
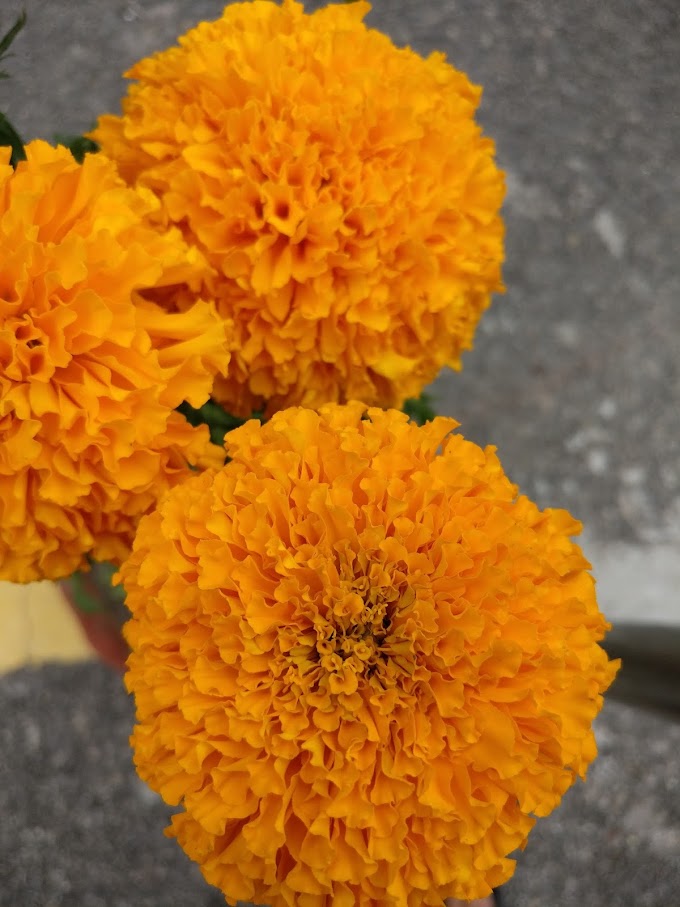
xmin=1 ymin=2 xmax=618 ymax=904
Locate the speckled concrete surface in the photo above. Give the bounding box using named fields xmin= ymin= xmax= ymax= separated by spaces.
xmin=1 ymin=1 xmax=679 ymax=905
xmin=1 ymin=664 xmax=679 ymax=907
xmin=0 ymin=665 xmax=224 ymax=907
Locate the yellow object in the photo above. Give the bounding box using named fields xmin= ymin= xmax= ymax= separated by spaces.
xmin=121 ymin=403 xmax=618 ymax=905
xmin=92 ymin=0 xmax=505 ymax=417
xmin=0 ymin=580 xmax=92 ymax=673
xmin=0 ymin=141 xmax=229 ymax=583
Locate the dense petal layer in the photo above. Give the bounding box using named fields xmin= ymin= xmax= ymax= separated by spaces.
xmin=92 ymin=0 xmax=505 ymax=416
xmin=0 ymin=141 xmax=229 ymax=581
xmin=121 ymin=403 xmax=618 ymax=905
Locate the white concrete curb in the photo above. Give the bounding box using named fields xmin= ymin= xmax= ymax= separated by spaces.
xmin=583 ymin=536 xmax=680 ymax=626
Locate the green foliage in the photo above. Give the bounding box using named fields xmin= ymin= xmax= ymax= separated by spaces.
xmin=0 ymin=12 xmax=27 ymax=167
xmin=403 ymin=393 xmax=437 ymax=426
xmin=177 ymin=400 xmax=263 ymax=448
xmin=0 ymin=111 xmax=25 ymax=166
xmin=179 ymin=395 xmax=438 ymax=446
xmin=69 ymin=562 xmax=127 ymax=613
xmin=0 ymin=10 xmax=26 ymax=79
xmin=54 ymin=133 xmax=99 ymax=162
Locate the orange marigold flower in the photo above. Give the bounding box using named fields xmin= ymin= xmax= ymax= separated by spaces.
xmin=121 ymin=403 xmax=618 ymax=906
xmin=0 ymin=141 xmax=230 ymax=582
xmin=91 ymin=0 xmax=505 ymax=417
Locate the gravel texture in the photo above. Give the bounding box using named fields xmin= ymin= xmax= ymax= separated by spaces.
xmin=1 ymin=664 xmax=680 ymax=906
xmin=0 ymin=664 xmax=225 ymax=907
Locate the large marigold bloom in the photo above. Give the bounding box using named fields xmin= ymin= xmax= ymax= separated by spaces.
xmin=92 ymin=0 xmax=505 ymax=416
xmin=0 ymin=141 xmax=229 ymax=582
xmin=121 ymin=403 xmax=618 ymax=905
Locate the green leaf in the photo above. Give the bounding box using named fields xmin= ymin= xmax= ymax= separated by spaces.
xmin=0 ymin=13 xmax=27 ymax=166
xmin=0 ymin=11 xmax=26 ymax=79
xmin=54 ymin=133 xmax=99 ymax=163
xmin=177 ymin=400 xmax=263 ymax=448
xmin=65 ymin=571 xmax=110 ymax=615
xmin=0 ymin=111 xmax=25 ymax=166
xmin=403 ymin=392 xmax=437 ymax=426
xmin=67 ymin=561 xmax=127 ymax=614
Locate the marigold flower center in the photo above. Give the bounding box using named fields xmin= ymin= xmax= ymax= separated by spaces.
xmin=315 ymin=578 xmax=400 ymax=679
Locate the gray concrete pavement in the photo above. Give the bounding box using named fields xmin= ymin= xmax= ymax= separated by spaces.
xmin=1 ymin=1 xmax=679 ymax=904
xmin=1 ymin=663 xmax=680 ymax=907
